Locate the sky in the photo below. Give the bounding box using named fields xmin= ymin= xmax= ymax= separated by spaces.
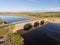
xmin=0 ymin=0 xmax=60 ymax=12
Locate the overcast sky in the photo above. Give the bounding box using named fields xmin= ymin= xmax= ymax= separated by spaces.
xmin=0 ymin=0 xmax=60 ymax=12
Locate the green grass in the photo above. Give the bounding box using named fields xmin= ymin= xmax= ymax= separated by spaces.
xmin=0 ymin=24 xmax=24 ymax=45
xmin=12 ymin=34 xmax=24 ymax=45
xmin=1 ymin=34 xmax=24 ymax=45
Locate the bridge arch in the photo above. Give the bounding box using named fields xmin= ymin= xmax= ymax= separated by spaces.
xmin=24 ymin=23 xmax=32 ymax=30
xmin=34 ymin=21 xmax=39 ymax=27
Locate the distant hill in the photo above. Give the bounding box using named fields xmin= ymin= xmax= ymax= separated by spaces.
xmin=0 ymin=12 xmax=60 ymax=17
xmin=29 ymin=12 xmax=60 ymax=17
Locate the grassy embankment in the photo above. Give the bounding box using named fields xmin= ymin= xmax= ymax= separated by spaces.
xmin=0 ymin=19 xmax=24 ymax=45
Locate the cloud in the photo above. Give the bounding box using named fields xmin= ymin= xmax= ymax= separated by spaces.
xmin=45 ymin=7 xmax=60 ymax=11
xmin=34 ymin=7 xmax=60 ymax=12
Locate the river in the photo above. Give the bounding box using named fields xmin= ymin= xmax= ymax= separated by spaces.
xmin=0 ymin=15 xmax=30 ymax=23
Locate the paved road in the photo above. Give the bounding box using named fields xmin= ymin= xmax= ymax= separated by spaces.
xmin=22 ymin=23 xmax=60 ymax=45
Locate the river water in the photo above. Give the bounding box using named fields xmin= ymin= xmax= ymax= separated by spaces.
xmin=0 ymin=15 xmax=30 ymax=23
xmin=22 ymin=23 xmax=60 ymax=45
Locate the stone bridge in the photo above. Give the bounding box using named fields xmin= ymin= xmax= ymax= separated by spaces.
xmin=0 ymin=18 xmax=48 ymax=36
